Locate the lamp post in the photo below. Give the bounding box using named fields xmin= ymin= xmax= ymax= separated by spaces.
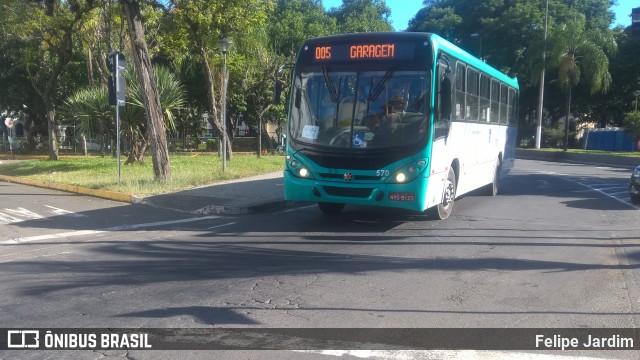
xmin=634 ymin=90 xmax=640 ymax=112
xmin=535 ymin=0 xmax=549 ymax=149
xmin=217 ymin=38 xmax=232 ymax=172
xmin=470 ymin=33 xmax=482 ymax=60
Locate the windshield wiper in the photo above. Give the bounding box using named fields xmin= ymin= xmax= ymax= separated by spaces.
xmin=368 ymin=68 xmax=395 ymax=102
xmin=322 ymin=67 xmax=339 ymax=103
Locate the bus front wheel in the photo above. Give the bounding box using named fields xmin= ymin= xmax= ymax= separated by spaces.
xmin=429 ymin=167 xmax=456 ymax=220
xmin=318 ymin=202 xmax=345 ymax=215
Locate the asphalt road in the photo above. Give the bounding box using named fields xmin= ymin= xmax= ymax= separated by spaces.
xmin=1 ymin=159 xmax=639 ymax=359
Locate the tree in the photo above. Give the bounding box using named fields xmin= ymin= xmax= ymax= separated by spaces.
xmin=623 ymin=111 xmax=640 ymax=151
xmin=328 ymin=0 xmax=393 ymax=33
xmin=62 ymin=66 xmax=185 ymax=163
xmin=120 ymin=0 xmax=172 ymax=182
xmin=545 ymin=13 xmax=615 ymax=150
xmin=1 ymin=0 xmax=97 ymax=160
xmin=269 ymin=0 xmax=337 ymax=58
xmin=168 ymin=0 xmax=272 ymax=163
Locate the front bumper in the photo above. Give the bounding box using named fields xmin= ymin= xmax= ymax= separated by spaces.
xmin=283 ymin=170 xmax=429 ymax=211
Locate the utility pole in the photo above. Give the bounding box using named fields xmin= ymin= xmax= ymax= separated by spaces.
xmin=535 ymin=0 xmax=549 ymax=149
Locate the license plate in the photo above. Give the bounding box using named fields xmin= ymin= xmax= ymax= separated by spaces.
xmin=389 ymin=192 xmax=415 ymax=201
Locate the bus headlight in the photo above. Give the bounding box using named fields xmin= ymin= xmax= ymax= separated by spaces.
xmin=388 ymin=159 xmax=429 ymax=184
xmin=288 ymin=157 xmax=314 ymax=179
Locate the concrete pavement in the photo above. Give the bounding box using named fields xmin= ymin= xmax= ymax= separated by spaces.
xmin=138 ymin=171 xmax=286 ymax=215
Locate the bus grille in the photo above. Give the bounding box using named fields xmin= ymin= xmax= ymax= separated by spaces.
xmin=319 ymin=173 xmax=381 ymax=181
xmin=323 ymin=186 xmax=373 ymax=198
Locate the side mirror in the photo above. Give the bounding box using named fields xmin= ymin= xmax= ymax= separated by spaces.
xmin=272 ymin=82 xmax=283 ymax=105
xmin=440 ymin=77 xmax=452 ymax=118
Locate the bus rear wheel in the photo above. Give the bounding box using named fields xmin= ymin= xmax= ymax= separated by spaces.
xmin=318 ymin=202 xmax=345 ymax=215
xmin=483 ymin=158 xmax=502 ymax=196
xmin=429 ymin=167 xmax=456 ymax=220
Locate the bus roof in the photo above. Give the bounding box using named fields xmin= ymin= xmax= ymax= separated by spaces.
xmin=429 ymin=33 xmax=519 ymax=89
xmin=301 ymin=32 xmax=519 ymax=90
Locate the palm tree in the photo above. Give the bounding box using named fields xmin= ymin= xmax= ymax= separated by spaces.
xmin=62 ymin=66 xmax=185 ymax=164
xmin=545 ymin=13 xmax=616 ymax=151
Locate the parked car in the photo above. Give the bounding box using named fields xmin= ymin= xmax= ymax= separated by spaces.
xmin=630 ymin=165 xmax=640 ymax=204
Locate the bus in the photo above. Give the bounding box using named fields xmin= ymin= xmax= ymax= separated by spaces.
xmin=278 ymin=32 xmax=519 ymax=219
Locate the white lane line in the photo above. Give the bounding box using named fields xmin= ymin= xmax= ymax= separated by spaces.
xmin=44 ymin=205 xmax=87 ymax=217
xmin=540 ymin=171 xmax=639 ymax=209
xmin=295 ymin=350 xmax=601 ymax=359
xmin=207 ymin=222 xmax=236 ymax=230
xmin=0 ymin=216 xmax=220 ymax=245
xmin=0 ymin=211 xmax=22 ymax=224
xmin=4 ymin=207 xmax=43 ymax=219
xmin=277 ymin=205 xmax=317 ymax=214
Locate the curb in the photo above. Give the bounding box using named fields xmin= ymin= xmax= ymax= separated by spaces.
xmin=0 ymin=174 xmax=134 ymax=203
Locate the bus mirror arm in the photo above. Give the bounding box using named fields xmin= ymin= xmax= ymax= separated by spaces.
xmin=273 ymin=82 xmax=283 ymax=105
xmin=273 ymin=63 xmax=294 ymax=105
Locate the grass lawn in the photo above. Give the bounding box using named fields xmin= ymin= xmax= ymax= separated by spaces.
xmin=0 ymin=153 xmax=284 ymax=196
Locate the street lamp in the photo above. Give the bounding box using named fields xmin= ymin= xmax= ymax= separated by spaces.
xmin=634 ymin=90 xmax=640 ymax=112
xmin=470 ymin=33 xmax=482 ymax=60
xmin=217 ymin=37 xmax=232 ymax=172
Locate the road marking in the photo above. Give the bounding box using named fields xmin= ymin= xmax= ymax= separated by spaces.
xmin=277 ymin=205 xmax=317 ymax=214
xmin=296 ymin=350 xmax=601 ymax=359
xmin=539 ymin=170 xmax=639 ymax=209
xmin=44 ymin=205 xmax=87 ymax=217
xmin=0 ymin=211 xmax=22 ymax=224
xmin=207 ymin=222 xmax=236 ymax=230
xmin=0 ymin=216 xmax=220 ymax=245
xmin=4 ymin=207 xmax=43 ymax=219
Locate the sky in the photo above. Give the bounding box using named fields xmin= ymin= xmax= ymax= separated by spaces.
xmin=321 ymin=0 xmax=635 ymax=31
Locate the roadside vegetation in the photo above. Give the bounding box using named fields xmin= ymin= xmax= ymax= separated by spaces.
xmin=0 ymin=154 xmax=284 ymax=196
xmin=1 ymin=0 xmax=639 ymax=182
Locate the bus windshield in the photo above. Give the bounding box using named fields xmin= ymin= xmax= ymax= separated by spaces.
xmin=290 ymin=69 xmax=430 ymax=150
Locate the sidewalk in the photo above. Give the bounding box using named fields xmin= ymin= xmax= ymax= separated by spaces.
xmin=138 ymin=171 xmax=286 ymax=215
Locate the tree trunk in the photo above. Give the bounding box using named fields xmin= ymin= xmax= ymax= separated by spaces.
xmin=121 ymin=0 xmax=171 ymax=182
xmin=199 ymin=45 xmax=232 ymax=161
xmin=44 ymin=97 xmax=59 ymax=160
xmin=81 ymin=132 xmax=88 ymax=156
xmin=125 ymin=138 xmax=147 ymax=164
xmin=563 ymin=84 xmax=572 ymax=152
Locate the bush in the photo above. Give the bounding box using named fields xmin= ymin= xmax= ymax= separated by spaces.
xmin=205 ymin=138 xmax=218 ymax=152
xmin=623 ymin=111 xmax=640 ymax=143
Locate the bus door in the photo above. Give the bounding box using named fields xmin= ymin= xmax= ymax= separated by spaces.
xmin=431 ymin=55 xmax=453 ymax=180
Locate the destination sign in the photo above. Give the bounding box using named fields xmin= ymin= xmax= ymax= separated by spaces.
xmin=311 ymin=42 xmax=416 ymax=63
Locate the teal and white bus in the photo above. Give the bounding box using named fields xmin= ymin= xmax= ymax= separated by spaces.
xmin=280 ymin=32 xmax=519 ymax=219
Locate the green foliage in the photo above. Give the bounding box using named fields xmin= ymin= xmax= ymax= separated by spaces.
xmin=623 ymin=111 xmax=640 ymax=142
xmin=268 ymin=0 xmax=337 ymax=58
xmin=328 ymin=0 xmax=393 ymax=33
xmin=62 ymin=65 xmax=186 ymax=158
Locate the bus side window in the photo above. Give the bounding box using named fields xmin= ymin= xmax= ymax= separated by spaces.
xmin=490 ymin=79 xmax=500 ymax=123
xmin=500 ymin=84 xmax=508 ymax=124
xmin=466 ymin=68 xmax=479 ymax=121
xmin=435 ymin=60 xmax=452 ymax=139
xmin=455 ymin=63 xmax=465 ymax=120
xmin=508 ymin=88 xmax=517 ymax=125
xmin=480 ymin=75 xmax=490 ymax=122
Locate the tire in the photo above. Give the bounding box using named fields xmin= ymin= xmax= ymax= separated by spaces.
xmin=318 ymin=202 xmax=345 ymax=215
xmin=631 ymin=193 xmax=640 ymax=205
xmin=428 ymin=167 xmax=456 ymax=220
xmin=483 ymin=158 xmax=502 ymax=196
